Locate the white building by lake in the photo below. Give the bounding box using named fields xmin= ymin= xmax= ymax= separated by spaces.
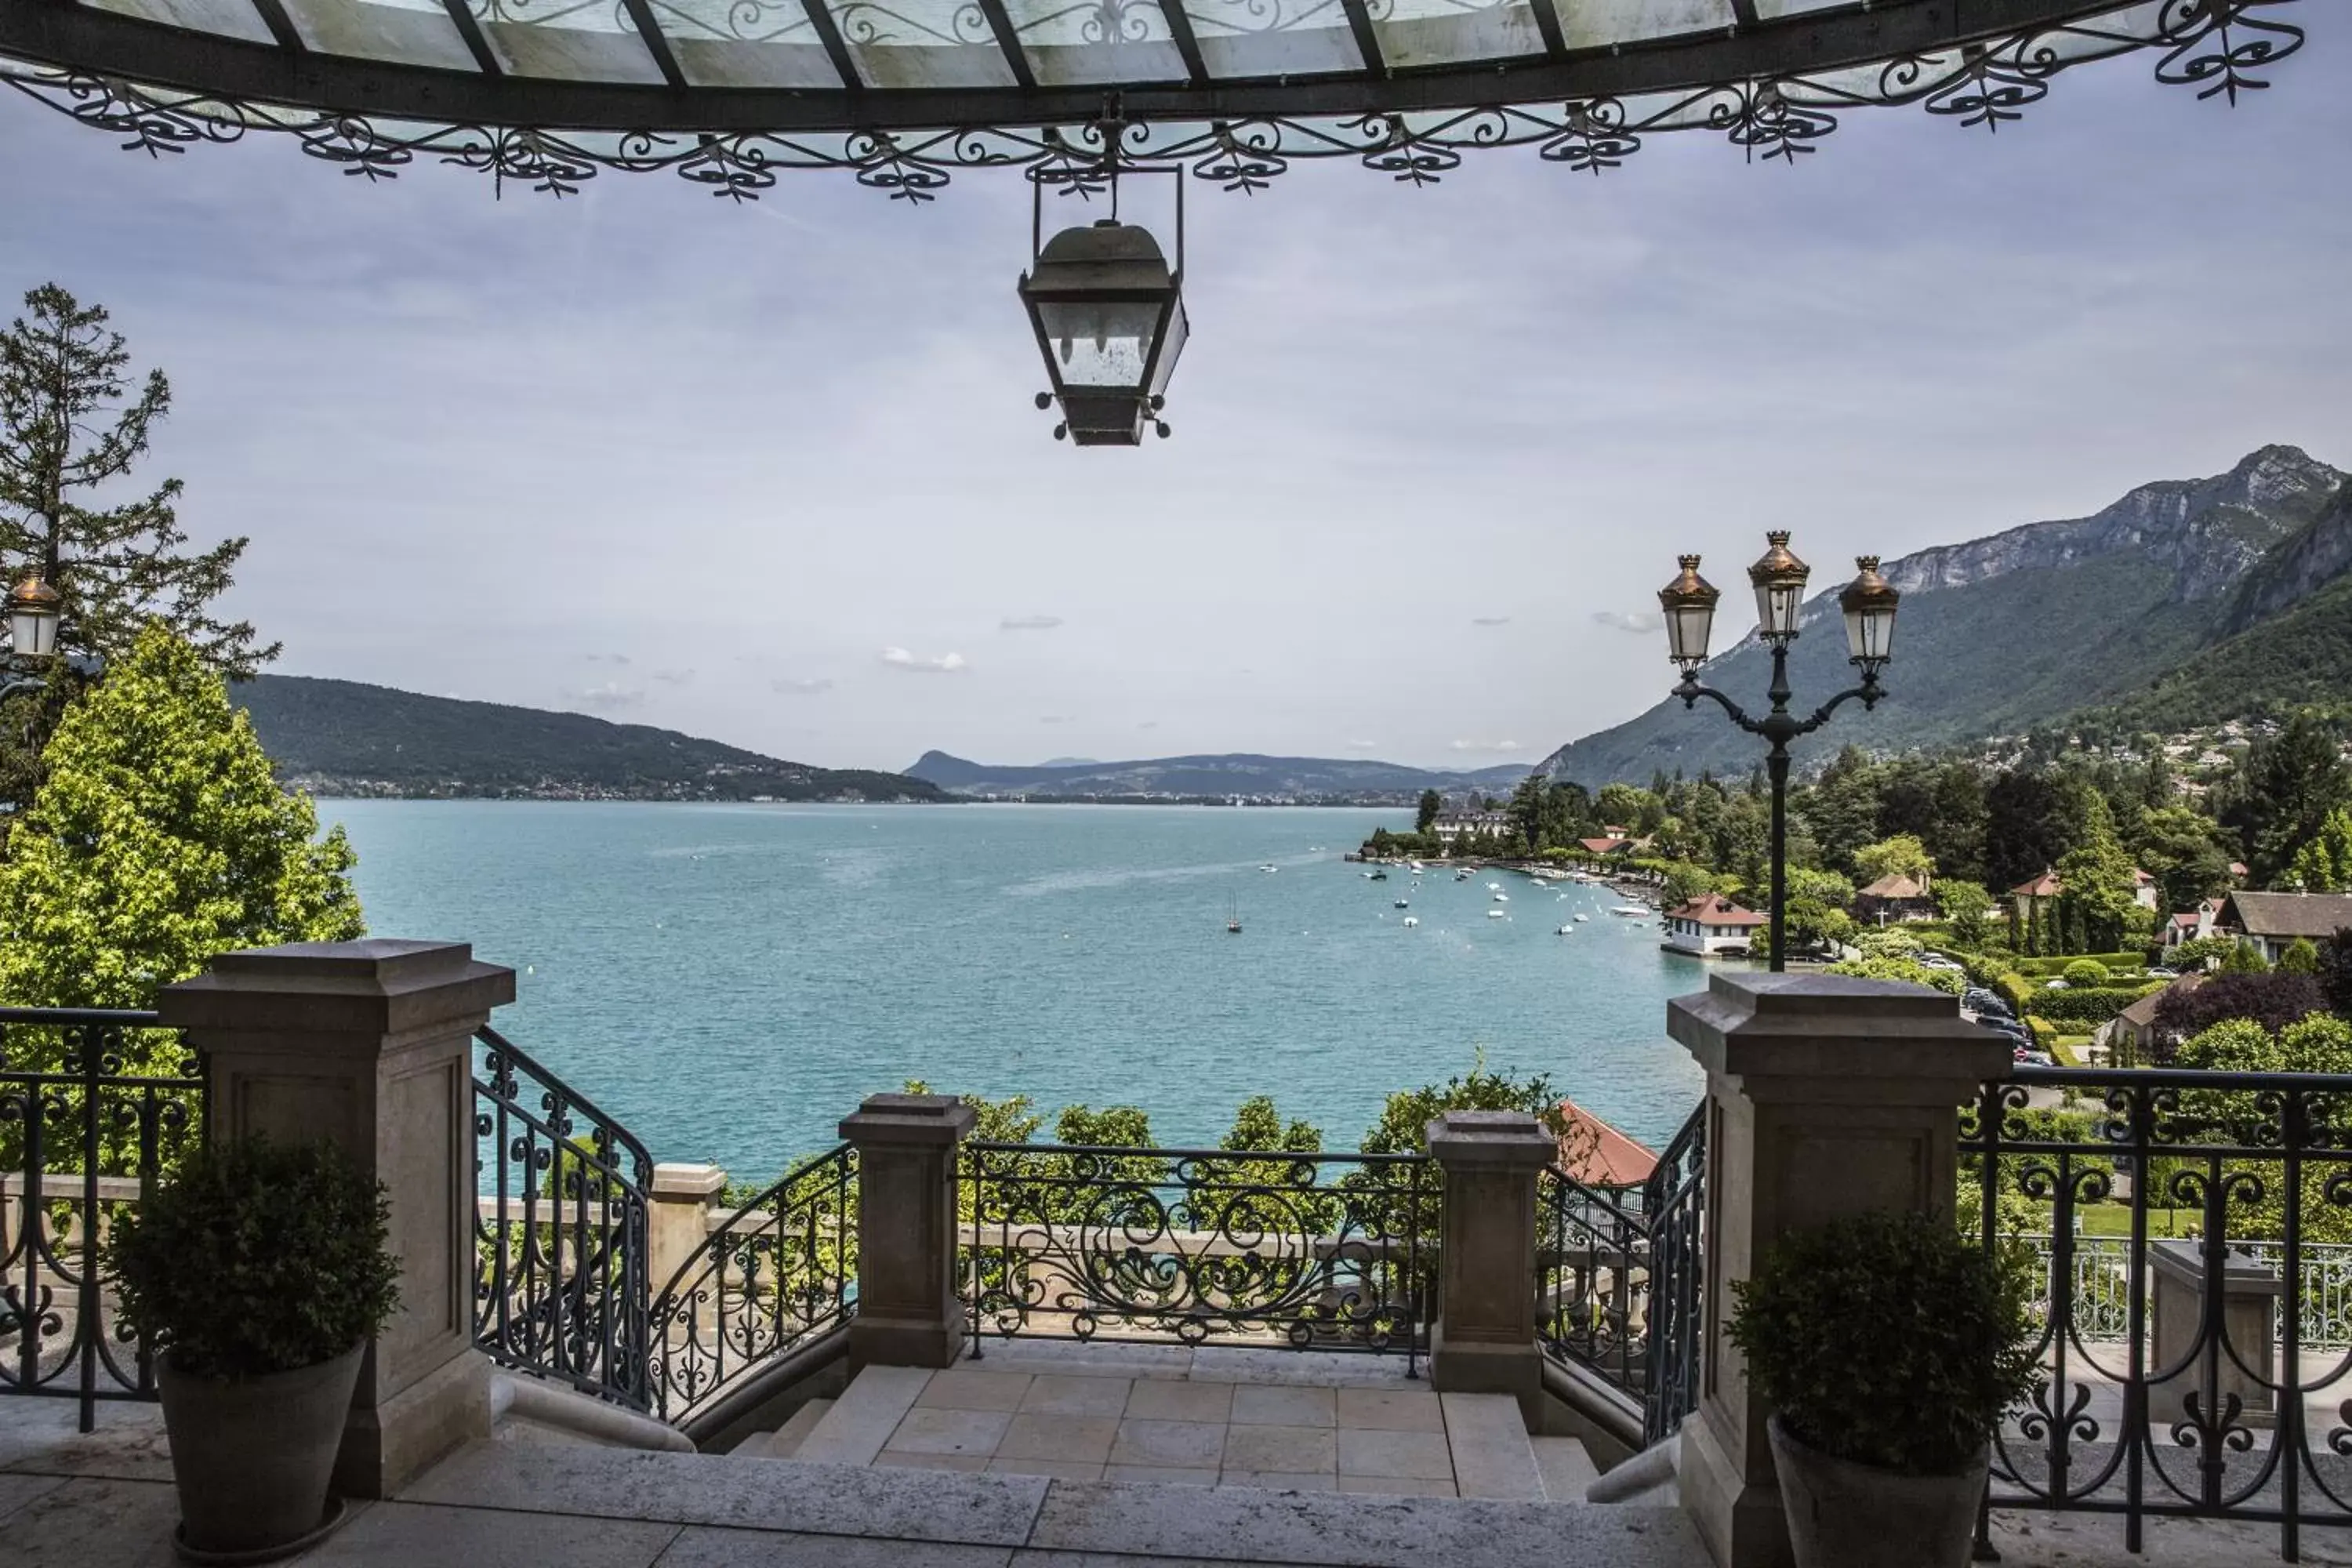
xmin=1664 ymin=895 xmax=1768 ymax=957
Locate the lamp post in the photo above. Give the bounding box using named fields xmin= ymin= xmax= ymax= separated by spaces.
xmin=0 ymin=568 xmax=74 ymax=701
xmin=1657 ymin=534 xmax=1900 ymax=972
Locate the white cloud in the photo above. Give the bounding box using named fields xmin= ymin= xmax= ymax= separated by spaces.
xmin=1000 ymin=615 xmax=1064 ymax=631
xmin=774 ymin=677 xmax=834 ymax=695
xmin=879 ymin=647 xmax=968 ymax=673
xmin=1450 ymin=739 xmax=1521 ymax=753
xmin=652 ymin=668 xmax=695 ymax=686
xmin=578 ymin=681 xmax=643 ymax=710
xmin=1592 ymin=610 xmax=1664 ymax=635
xmin=1471 ymin=616 xmax=1511 ymax=627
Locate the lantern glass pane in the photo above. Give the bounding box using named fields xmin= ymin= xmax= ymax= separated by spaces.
xmin=1149 ymin=300 xmax=1188 ymax=400
xmin=10 ymin=607 xmax=55 ymax=659
xmin=1036 ymin=296 xmax=1162 ymax=392
xmin=1842 ymin=604 xmax=1867 ymax=662
xmin=1667 ymin=604 xmax=1712 ymax=666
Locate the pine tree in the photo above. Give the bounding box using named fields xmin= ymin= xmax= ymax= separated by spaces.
xmin=0 ymin=625 xmax=360 ymax=1060
xmin=0 ymin=285 xmax=275 ymax=674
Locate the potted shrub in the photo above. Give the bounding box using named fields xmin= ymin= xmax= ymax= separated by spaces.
xmin=1727 ymin=1210 xmax=2036 ymax=1568
xmin=107 ymin=1137 xmax=400 ymax=1562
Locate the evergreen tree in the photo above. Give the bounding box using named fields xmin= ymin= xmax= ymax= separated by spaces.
xmin=1414 ymin=789 xmax=1443 ymax=834
xmin=2055 ymin=794 xmax=2139 ymax=952
xmin=2288 ymin=806 xmax=2352 ymax=893
xmin=0 ymin=285 xmax=275 ymax=673
xmin=2223 ymin=713 xmax=2352 ymax=888
xmin=0 ymin=625 xmax=361 ymax=1054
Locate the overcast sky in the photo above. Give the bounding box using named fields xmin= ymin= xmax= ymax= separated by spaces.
xmin=4 ymin=31 xmax=2347 ymax=775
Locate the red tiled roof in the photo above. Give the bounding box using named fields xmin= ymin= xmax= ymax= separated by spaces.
xmin=1579 ymin=837 xmax=1632 ymax=855
xmin=1857 ymin=873 xmax=1929 ymax=901
xmin=1669 ymin=895 xmax=1766 ymax=927
xmin=2010 ymin=868 xmax=2063 ymax=898
xmin=1557 ymin=1098 xmax=1660 ymax=1188
xmin=2169 ymin=911 xmax=2201 ymax=929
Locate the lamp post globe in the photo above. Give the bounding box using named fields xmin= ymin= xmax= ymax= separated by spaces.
xmin=1747 ymin=530 xmax=1810 ymax=644
xmin=1838 ymin=555 xmax=1900 ymax=674
xmin=1018 ymin=218 xmax=1187 ymax=447
xmin=6 ymin=569 xmax=60 ymax=662
xmin=1657 ymin=554 xmax=1720 ymax=674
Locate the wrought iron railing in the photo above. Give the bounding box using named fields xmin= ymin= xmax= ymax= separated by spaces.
xmin=961 ymin=1141 xmax=1433 ymax=1371
xmin=1537 ymin=1167 xmax=1648 ymax=1403
xmin=648 ymin=1143 xmax=857 ymax=1424
xmin=1966 ymin=1065 xmax=2352 ymax=1560
xmin=1537 ymin=1101 xmax=1705 ymax=1446
xmin=472 ymin=1025 xmax=654 ymax=1411
xmin=0 ymin=1008 xmax=203 ymax=1432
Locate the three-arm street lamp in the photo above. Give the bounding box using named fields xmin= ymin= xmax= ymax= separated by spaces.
xmin=1657 ymin=533 xmax=1901 ymax=973
xmin=0 ymin=568 xmax=70 ymax=701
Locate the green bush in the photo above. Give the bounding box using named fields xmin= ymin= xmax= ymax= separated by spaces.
xmin=2024 ymin=985 xmax=2163 ymax=1027
xmin=1727 ymin=1210 xmax=2037 ymax=1475
xmin=1823 ymin=956 xmax=1965 ymax=996
xmin=106 ymin=1137 xmax=400 ymax=1380
xmin=2013 ymin=953 xmax=2141 ymax=977
xmin=2061 ymin=959 xmax=2114 ymax=986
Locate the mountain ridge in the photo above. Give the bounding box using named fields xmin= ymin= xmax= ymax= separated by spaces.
xmin=906 ymin=750 xmax=1530 ymax=800
xmin=238 ymin=675 xmax=946 ymax=802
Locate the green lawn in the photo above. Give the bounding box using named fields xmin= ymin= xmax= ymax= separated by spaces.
xmin=2076 ymin=1202 xmax=2195 ymax=1239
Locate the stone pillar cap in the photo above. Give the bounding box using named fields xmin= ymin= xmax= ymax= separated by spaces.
xmin=651 ymin=1163 xmax=728 ymax=1198
xmin=1425 ymin=1109 xmax=1557 ymax=1167
xmin=840 ymin=1092 xmax=978 ymax=1146
xmin=158 ymin=938 xmax=516 ymax=1038
xmin=1670 ymin=969 xmax=2013 ymax=1088
xmin=2151 ymin=1237 xmax=2285 ymax=1294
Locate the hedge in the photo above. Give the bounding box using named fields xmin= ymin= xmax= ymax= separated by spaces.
xmin=2012 ymin=953 xmax=2143 ymax=978
xmin=2022 ymin=984 xmax=2164 ymax=1026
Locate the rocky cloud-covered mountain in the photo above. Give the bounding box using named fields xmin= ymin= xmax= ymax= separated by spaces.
xmin=1537 ymin=445 xmax=2349 ymax=786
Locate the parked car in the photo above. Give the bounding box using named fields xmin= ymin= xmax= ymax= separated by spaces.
xmin=2016 ymin=1047 xmax=2056 ymax=1066
xmin=1966 ymin=992 xmax=2015 ymax=1019
xmin=2147 ymin=966 xmax=2179 ymax=979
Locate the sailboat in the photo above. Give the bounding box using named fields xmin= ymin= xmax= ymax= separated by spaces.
xmin=1226 ymin=897 xmax=1243 ymax=935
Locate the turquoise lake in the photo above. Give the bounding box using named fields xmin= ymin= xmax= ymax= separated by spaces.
xmin=324 ymin=801 xmax=1719 ymax=1185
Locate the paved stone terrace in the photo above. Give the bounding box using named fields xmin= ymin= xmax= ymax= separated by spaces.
xmin=5 ymin=1384 xmax=2351 ymax=1567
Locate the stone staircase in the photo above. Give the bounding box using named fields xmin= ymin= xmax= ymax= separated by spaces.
xmin=732 ymin=1352 xmax=1602 ymax=1503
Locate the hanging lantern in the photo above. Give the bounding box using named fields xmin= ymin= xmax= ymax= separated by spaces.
xmin=1748 ymin=530 xmax=1810 ymax=644
xmin=1019 ymin=207 xmax=1186 ymax=446
xmin=1839 ymin=555 xmax=1900 ymax=673
xmin=1657 ymin=554 xmax=1720 ymax=673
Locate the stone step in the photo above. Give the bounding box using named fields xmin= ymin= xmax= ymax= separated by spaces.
xmin=790 ymin=1363 xmax=930 ymax=1466
xmin=1534 ymin=1435 xmax=1600 ymax=1503
xmin=1437 ymin=1392 xmax=1546 ymax=1501
xmin=401 ymin=1435 xmax=1708 ymax=1568
xmin=740 ymin=1397 xmax=833 ymax=1458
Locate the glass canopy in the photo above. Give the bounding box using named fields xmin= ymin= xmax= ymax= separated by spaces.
xmin=0 ymin=0 xmax=2310 ymax=196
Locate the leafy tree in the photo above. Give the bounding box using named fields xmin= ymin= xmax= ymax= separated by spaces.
xmin=1414 ymin=789 xmax=1443 ymax=834
xmin=1592 ymin=782 xmax=1650 ymax=833
xmin=2288 ymin=805 xmax=2352 ymax=893
xmin=2324 ymin=929 xmax=2352 ymax=1018
xmin=2223 ymin=713 xmax=2352 ymax=888
xmin=1358 ymin=1055 xmax=1572 ymax=1155
xmin=1934 ymin=880 xmax=1994 ymax=948
xmin=2151 ymin=972 xmax=2325 ymax=1058
xmin=2280 ymin=938 xmax=2323 ymax=975
xmin=0 ymin=285 xmax=275 ymax=676
xmin=1660 ymin=862 xmax=1718 ymax=909
xmin=0 ymin=626 xmax=361 ymax=1048
xmin=1798 ymin=746 xmax=1882 ymax=875
xmin=1873 ymin=758 xmax=1988 ymax=885
xmin=1986 ymin=770 xmax=2090 ymax=895
xmin=1853 ymin=833 xmax=1934 ymax=887
xmin=1788 ymin=867 xmax=1855 ymax=911
xmin=2168 ymin=934 xmax=2239 ymax=973
xmin=2222 ymin=940 xmax=2270 ymax=975
xmin=2136 ymin=804 xmax=2238 ymax=913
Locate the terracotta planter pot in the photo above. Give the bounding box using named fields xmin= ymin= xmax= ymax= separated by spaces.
xmin=156 ymin=1342 xmax=364 ymax=1559
xmin=1767 ymin=1416 xmax=1987 ymax=1568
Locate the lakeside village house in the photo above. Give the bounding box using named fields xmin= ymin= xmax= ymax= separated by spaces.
xmin=1664 ymin=894 xmax=1769 ymax=957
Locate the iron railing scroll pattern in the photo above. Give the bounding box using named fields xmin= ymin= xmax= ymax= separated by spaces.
xmin=648 ymin=1142 xmax=858 ymax=1424
xmin=1537 ymin=1167 xmax=1649 ymax=1406
xmin=1536 ymin=1100 xmax=1705 ymax=1447
xmin=961 ymin=1142 xmax=1433 ymax=1372
xmin=1965 ymin=1064 xmax=2352 ymax=1560
xmin=472 ymin=1025 xmax=655 ymax=1412
xmin=1641 ymin=1100 xmax=1707 ymax=1447
xmin=0 ymin=1008 xmax=202 ymax=1432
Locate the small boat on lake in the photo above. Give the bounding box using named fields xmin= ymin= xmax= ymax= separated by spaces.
xmin=1403 ymin=916 xmax=1419 ymax=927
xmin=1574 ymin=913 xmax=1590 ymax=923
xmin=1487 ymin=909 xmax=1507 ymax=920
xmin=1610 ymin=905 xmax=1650 ymax=917
xmin=1393 ymin=899 xmax=1410 ymax=909
xmin=1492 ymin=892 xmax=1509 ymax=903
xmin=1454 ymin=869 xmax=1472 ymax=881
xmin=1486 ymin=881 xmax=1502 ymax=891
xmin=1556 ymin=924 xmax=1573 ymax=935
xmin=1370 ymin=869 xmax=1388 ymax=881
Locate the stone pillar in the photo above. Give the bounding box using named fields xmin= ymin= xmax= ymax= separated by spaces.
xmin=158 ymin=939 xmax=516 ymax=1500
xmin=1426 ymin=1109 xmax=1556 ymax=1425
xmin=840 ymin=1093 xmax=976 ymax=1370
xmin=2149 ymin=1239 xmax=2282 ymax=1429
xmin=1668 ymin=971 xmax=2012 ymax=1568
xmin=648 ymin=1163 xmax=728 ymax=1295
